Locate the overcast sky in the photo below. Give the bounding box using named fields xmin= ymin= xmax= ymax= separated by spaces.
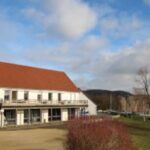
xmin=0 ymin=0 xmax=150 ymax=91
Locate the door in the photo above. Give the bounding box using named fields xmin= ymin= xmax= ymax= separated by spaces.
xmin=68 ymin=108 xmax=75 ymax=120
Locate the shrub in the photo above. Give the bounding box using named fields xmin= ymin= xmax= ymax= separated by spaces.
xmin=65 ymin=116 xmax=136 ymax=150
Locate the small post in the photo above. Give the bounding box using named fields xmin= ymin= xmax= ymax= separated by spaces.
xmin=144 ymin=116 xmax=146 ymax=122
xmin=109 ymin=93 xmax=112 ymax=111
xmin=28 ymin=109 xmax=31 ymax=125
xmin=51 ymin=108 xmax=52 ymax=121
xmin=0 ymin=109 xmax=4 ymax=128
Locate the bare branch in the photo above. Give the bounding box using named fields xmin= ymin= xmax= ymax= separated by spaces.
xmin=136 ymin=67 xmax=150 ymax=96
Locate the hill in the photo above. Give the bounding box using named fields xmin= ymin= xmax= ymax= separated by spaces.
xmin=83 ymin=89 xmax=132 ymax=110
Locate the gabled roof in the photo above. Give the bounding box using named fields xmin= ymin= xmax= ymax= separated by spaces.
xmin=0 ymin=62 xmax=79 ymax=92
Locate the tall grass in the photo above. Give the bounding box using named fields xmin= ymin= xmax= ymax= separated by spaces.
xmin=65 ymin=116 xmax=136 ymax=150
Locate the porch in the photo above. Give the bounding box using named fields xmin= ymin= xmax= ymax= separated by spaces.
xmin=1 ymin=107 xmax=82 ymax=127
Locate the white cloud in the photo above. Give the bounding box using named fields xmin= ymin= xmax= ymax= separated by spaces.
xmin=99 ymin=14 xmax=144 ymax=39
xmin=24 ymin=35 xmax=108 ymax=71
xmin=23 ymin=0 xmax=97 ymax=39
xmin=79 ymin=35 xmax=108 ymax=51
xmin=24 ymin=42 xmax=73 ymax=67
xmin=23 ymin=28 xmax=150 ymax=91
xmin=82 ymin=38 xmax=150 ymax=91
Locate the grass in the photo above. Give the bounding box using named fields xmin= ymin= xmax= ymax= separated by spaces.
xmin=119 ymin=116 xmax=150 ymax=150
xmin=0 ymin=128 xmax=66 ymax=150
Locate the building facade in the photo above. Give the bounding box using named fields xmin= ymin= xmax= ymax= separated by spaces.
xmin=0 ymin=62 xmax=97 ymax=127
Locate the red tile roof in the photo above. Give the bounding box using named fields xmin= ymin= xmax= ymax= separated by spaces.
xmin=0 ymin=62 xmax=79 ymax=92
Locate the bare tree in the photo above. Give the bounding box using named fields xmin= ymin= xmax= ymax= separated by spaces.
xmin=136 ymin=67 xmax=150 ymax=96
xmin=134 ymin=67 xmax=150 ymax=115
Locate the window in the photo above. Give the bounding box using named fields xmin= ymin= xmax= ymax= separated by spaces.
xmin=48 ymin=93 xmax=52 ymax=101
xmin=52 ymin=109 xmax=61 ymax=120
xmin=4 ymin=110 xmax=16 ymax=124
xmin=37 ymin=94 xmax=42 ymax=101
xmin=12 ymin=91 xmax=17 ymax=100
xmin=24 ymin=91 xmax=29 ymax=100
xmin=58 ymin=93 xmax=61 ymax=101
xmin=4 ymin=90 xmax=11 ymax=100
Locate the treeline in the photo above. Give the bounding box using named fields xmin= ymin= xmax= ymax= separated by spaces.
xmin=83 ymin=89 xmax=132 ymax=110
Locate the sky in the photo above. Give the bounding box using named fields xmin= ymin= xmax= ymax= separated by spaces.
xmin=0 ymin=0 xmax=150 ymax=92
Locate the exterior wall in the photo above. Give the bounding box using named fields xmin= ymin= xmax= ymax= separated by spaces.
xmin=42 ymin=92 xmax=48 ymax=100
xmin=88 ymin=98 xmax=97 ymax=115
xmin=0 ymin=87 xmax=96 ymax=127
xmin=0 ymin=87 xmax=97 ymax=115
xmin=53 ymin=93 xmax=59 ymax=101
xmin=41 ymin=109 xmax=48 ymax=123
xmin=62 ymin=93 xmax=70 ymax=100
xmin=18 ymin=91 xmax=24 ymax=100
xmin=0 ymin=88 xmax=82 ymax=102
xmin=0 ymin=110 xmax=4 ymax=127
xmin=16 ymin=110 xmax=24 ymax=125
xmin=29 ymin=90 xmax=40 ymax=101
xmin=79 ymin=92 xmax=97 ymax=115
xmin=0 ymin=89 xmax=4 ymax=101
xmin=61 ymin=108 xmax=68 ymax=121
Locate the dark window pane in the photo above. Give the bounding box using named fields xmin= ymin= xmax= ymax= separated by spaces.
xmin=58 ymin=93 xmax=61 ymax=101
xmin=37 ymin=94 xmax=42 ymax=101
xmin=4 ymin=90 xmax=11 ymax=100
xmin=24 ymin=91 xmax=29 ymax=100
xmin=48 ymin=93 xmax=52 ymax=100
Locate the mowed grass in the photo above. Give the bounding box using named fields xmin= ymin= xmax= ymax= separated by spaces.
xmin=119 ymin=116 xmax=150 ymax=150
xmin=0 ymin=128 xmax=67 ymax=150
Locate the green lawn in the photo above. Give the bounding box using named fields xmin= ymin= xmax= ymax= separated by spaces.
xmin=119 ymin=116 xmax=150 ymax=150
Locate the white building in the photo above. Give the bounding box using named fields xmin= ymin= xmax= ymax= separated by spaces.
xmin=0 ymin=62 xmax=97 ymax=127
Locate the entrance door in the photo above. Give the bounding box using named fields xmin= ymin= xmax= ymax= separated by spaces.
xmin=24 ymin=109 xmax=29 ymax=124
xmin=12 ymin=91 xmax=17 ymax=101
xmin=68 ymin=108 xmax=75 ymax=120
xmin=31 ymin=109 xmax=41 ymax=123
xmin=52 ymin=109 xmax=61 ymax=121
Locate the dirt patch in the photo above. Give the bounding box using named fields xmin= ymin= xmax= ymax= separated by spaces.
xmin=0 ymin=129 xmax=67 ymax=150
